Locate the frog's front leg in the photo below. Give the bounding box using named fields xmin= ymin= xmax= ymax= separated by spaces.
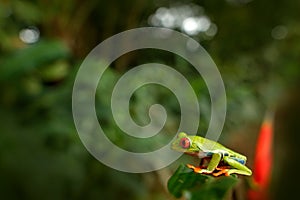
xmin=187 ymin=153 xmax=222 ymax=174
xmin=220 ymin=156 xmax=252 ymax=176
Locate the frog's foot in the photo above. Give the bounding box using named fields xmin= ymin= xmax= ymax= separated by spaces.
xmin=186 ymin=164 xmax=212 ymax=174
xmin=213 ymin=167 xmax=230 ymax=177
xmin=187 ymin=164 xmax=201 ymax=173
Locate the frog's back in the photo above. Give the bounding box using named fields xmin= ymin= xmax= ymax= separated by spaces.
xmin=191 ymin=135 xmax=247 ymax=162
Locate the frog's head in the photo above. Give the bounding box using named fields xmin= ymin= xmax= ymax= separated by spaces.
xmin=171 ymin=132 xmax=201 ymax=154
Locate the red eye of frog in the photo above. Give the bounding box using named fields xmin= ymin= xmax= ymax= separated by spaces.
xmin=180 ymin=137 xmax=190 ymax=149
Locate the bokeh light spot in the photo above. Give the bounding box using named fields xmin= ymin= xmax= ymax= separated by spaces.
xmin=19 ymin=27 xmax=40 ymax=44
xmin=271 ymin=25 xmax=288 ymax=40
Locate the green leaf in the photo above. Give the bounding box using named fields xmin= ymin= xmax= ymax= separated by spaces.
xmin=168 ymin=164 xmax=239 ymax=200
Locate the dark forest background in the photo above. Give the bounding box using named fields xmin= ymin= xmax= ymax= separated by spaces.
xmin=0 ymin=0 xmax=300 ymax=199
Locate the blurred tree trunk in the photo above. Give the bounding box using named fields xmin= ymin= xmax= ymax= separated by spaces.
xmin=272 ymin=81 xmax=300 ymax=199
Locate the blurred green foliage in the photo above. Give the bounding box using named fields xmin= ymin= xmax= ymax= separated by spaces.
xmin=0 ymin=0 xmax=299 ymax=200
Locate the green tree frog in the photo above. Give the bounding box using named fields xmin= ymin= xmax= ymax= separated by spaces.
xmin=171 ymin=132 xmax=252 ymax=176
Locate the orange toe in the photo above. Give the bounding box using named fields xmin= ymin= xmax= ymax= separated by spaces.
xmin=213 ymin=168 xmax=229 ymax=177
xmin=186 ymin=164 xmax=203 ymax=173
